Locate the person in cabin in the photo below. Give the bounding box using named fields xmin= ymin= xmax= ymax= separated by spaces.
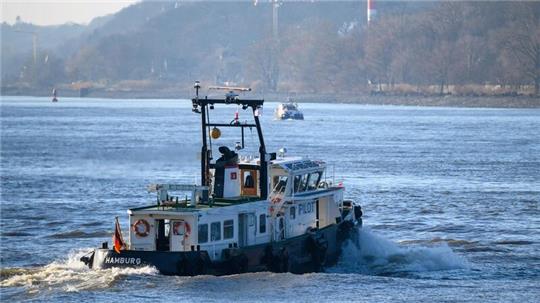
xmin=213 ymin=146 xmax=239 ymax=198
xmin=215 ymin=146 xmax=238 ymax=165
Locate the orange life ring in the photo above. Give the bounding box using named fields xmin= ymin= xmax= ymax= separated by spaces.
xmin=173 ymin=221 xmax=191 ymax=238
xmin=132 ymin=219 xmax=150 ymax=237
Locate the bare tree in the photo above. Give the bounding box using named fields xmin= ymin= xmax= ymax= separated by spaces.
xmin=500 ymin=4 xmax=540 ymax=95
xmin=246 ymin=38 xmax=279 ymax=92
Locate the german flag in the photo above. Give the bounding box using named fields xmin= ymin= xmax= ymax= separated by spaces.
xmin=113 ymin=217 xmax=126 ymax=253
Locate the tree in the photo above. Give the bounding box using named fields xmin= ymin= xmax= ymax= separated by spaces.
xmin=499 ymin=4 xmax=540 ymax=95
xmin=246 ymin=37 xmax=279 ymax=92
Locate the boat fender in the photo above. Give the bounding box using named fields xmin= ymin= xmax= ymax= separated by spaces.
xmin=228 ymin=254 xmax=248 ymax=274
xmin=354 ymin=206 xmax=363 ymax=220
xmin=307 ymin=234 xmax=327 ymax=271
xmin=196 ymin=255 xmax=207 ymax=275
xmin=273 ymin=247 xmax=289 ymax=273
xmin=262 ymin=246 xmax=275 ymax=271
xmin=132 ymin=219 xmax=151 ymax=237
xmin=177 ymin=256 xmax=198 ymax=276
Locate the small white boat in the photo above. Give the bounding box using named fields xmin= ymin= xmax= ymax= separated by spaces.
xmin=274 ymin=102 xmax=304 ymax=120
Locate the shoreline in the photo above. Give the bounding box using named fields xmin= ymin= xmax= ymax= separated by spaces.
xmin=2 ymin=89 xmax=539 ymax=108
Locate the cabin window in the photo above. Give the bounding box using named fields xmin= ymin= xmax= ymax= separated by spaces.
xmin=198 ymin=224 xmax=208 ymax=244
xmin=307 ymin=172 xmax=322 ymax=191
xmin=290 ymin=206 xmax=296 ymax=220
xmin=300 ymin=174 xmax=309 ymax=192
xmin=164 ymin=219 xmax=171 ymax=237
xmin=244 ymin=171 xmax=255 ymax=188
xmin=259 ymin=214 xmax=266 ymax=234
xmin=211 ymin=222 xmax=221 ymax=241
xmin=293 ymin=175 xmax=302 ymax=192
xmin=272 ymin=176 xmax=288 ymax=194
xmin=294 ymin=174 xmax=308 ymax=193
xmin=224 ymin=219 xmax=234 ymax=239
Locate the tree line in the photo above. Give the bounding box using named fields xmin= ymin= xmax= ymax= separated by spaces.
xmin=3 ymin=1 xmax=539 ymax=96
xmin=251 ymin=1 xmax=540 ymax=95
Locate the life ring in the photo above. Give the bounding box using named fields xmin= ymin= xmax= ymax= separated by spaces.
xmin=173 ymin=221 xmax=191 ymax=238
xmin=132 ymin=219 xmax=151 ymax=237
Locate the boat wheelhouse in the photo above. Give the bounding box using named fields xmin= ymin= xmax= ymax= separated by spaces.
xmin=81 ymin=83 xmax=362 ymax=276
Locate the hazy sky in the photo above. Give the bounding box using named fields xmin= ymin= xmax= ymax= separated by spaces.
xmin=1 ymin=0 xmax=140 ymax=26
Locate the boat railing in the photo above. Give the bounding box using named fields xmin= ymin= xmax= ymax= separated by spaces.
xmin=147 ymin=184 xmax=209 ymax=207
xmin=268 ymin=189 xmax=286 ymax=218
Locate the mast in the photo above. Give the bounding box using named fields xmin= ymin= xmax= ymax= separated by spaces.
xmin=194 ymin=81 xmax=208 ymax=187
xmin=191 ymin=83 xmax=268 ymax=199
xmin=253 ymin=109 xmax=268 ymax=199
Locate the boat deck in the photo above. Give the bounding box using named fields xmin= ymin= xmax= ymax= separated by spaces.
xmin=129 ymin=195 xmax=263 ymax=213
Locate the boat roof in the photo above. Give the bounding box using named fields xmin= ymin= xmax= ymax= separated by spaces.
xmin=237 ymin=155 xmax=325 ymax=173
xmin=271 ymin=157 xmax=325 ymax=172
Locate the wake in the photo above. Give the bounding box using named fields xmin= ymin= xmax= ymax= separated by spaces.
xmin=331 ymin=227 xmax=470 ymax=276
xmin=0 ymin=249 xmax=158 ymax=294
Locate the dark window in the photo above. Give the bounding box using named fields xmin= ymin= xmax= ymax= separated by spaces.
xmin=224 ymin=219 xmax=234 ymax=239
xmin=290 ymin=207 xmax=296 ymax=220
xmin=307 ymin=172 xmax=322 ymax=191
xmin=198 ymin=224 xmax=208 ymax=244
xmin=295 ymin=174 xmax=308 ymax=193
xmin=259 ymin=214 xmax=266 ymax=234
xmin=273 ymin=175 xmax=288 ymax=193
xmin=294 ymin=175 xmax=302 ymax=192
xmin=211 ymin=222 xmax=221 ymax=241
xmin=244 ymin=171 xmax=255 ymax=188
xmin=300 ymin=174 xmax=309 ymax=192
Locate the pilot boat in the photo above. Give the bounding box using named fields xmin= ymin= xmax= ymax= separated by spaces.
xmin=274 ymin=101 xmax=304 ymax=120
xmin=80 ymin=82 xmax=363 ymax=276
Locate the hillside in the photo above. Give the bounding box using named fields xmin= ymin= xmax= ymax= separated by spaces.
xmin=1 ymin=1 xmax=539 ymax=100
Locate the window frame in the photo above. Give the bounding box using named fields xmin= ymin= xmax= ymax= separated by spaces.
xmin=210 ymin=221 xmax=221 ymax=242
xmin=223 ymin=219 xmax=234 ymax=240
xmin=198 ymin=223 xmax=208 ymax=244
xmin=259 ymin=214 xmax=266 ymax=234
xmin=244 ymin=171 xmax=255 ymax=188
xmin=295 ymin=174 xmax=309 ymax=193
xmin=307 ymin=172 xmax=322 ymax=191
xmin=273 ymin=175 xmax=289 ymax=194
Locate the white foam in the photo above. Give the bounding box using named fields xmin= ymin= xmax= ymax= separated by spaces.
xmin=333 ymin=227 xmax=470 ymax=275
xmin=1 ymin=248 xmax=158 ymax=293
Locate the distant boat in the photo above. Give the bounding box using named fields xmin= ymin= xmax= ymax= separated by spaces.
xmin=274 ymin=101 xmax=304 ymax=120
xmin=52 ymin=88 xmax=58 ymax=102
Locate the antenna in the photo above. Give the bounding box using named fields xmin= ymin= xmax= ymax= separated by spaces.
xmin=208 ymin=86 xmax=252 ymax=92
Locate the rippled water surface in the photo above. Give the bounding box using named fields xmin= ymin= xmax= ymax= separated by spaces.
xmin=1 ymin=96 xmax=539 ymax=302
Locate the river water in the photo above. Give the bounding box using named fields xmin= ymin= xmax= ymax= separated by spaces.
xmin=1 ymin=96 xmax=539 ymax=302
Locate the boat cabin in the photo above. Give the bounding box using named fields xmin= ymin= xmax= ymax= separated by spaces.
xmin=127 ymin=153 xmax=343 ymax=262
xmin=125 ymin=85 xmax=343 ymax=262
xmin=82 ymin=84 xmax=361 ymax=276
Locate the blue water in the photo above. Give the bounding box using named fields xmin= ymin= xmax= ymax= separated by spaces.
xmin=1 ymin=96 xmax=539 ymax=302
